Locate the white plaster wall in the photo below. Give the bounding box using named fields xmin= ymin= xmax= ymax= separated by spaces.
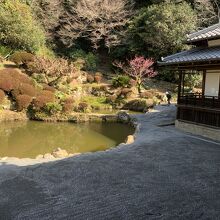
xmin=205 ymin=70 xmax=220 ymax=97
xmin=208 ymin=39 xmax=220 ymax=47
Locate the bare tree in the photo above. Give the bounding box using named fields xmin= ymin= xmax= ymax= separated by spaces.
xmin=195 ymin=0 xmax=220 ymax=26
xmin=58 ymin=0 xmax=134 ymax=49
xmin=31 ymin=0 xmax=63 ymax=39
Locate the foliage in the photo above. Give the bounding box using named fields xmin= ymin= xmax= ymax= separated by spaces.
xmin=12 ymin=83 xmax=37 ymax=99
xmin=0 ymin=90 xmax=5 ymax=104
xmin=113 ymin=56 xmax=157 ymax=92
xmin=184 ymin=73 xmax=202 ymax=89
xmin=69 ymin=49 xmax=99 ymax=71
xmin=112 ymin=75 xmax=131 ymax=88
xmin=58 ymin=0 xmax=134 ymax=49
xmin=82 ymin=96 xmax=108 ymax=110
xmin=16 ymin=94 xmax=32 ymax=111
xmin=128 ymin=2 xmax=197 ymax=59
xmin=0 ymin=0 xmax=46 ymax=52
xmin=0 ymin=45 xmax=13 ymax=58
xmin=44 ymin=102 xmax=62 ymax=115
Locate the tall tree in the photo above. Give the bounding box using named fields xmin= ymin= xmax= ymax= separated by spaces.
xmin=0 ymin=0 xmax=46 ymax=52
xmin=127 ymin=2 xmax=197 ymax=59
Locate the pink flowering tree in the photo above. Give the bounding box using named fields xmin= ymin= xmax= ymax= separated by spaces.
xmin=113 ymin=56 xmax=157 ymax=93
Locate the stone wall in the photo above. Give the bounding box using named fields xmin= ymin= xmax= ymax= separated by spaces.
xmin=175 ymin=120 xmax=220 ymax=142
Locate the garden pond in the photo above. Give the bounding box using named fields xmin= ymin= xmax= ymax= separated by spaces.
xmin=0 ymin=121 xmax=135 ymax=159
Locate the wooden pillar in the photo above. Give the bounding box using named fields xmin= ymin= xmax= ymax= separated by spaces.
xmin=182 ymin=72 xmax=185 ymax=95
xmin=218 ymin=76 xmax=220 ymax=99
xmin=178 ymin=71 xmax=183 ymax=103
xmin=202 ymin=70 xmax=206 ymax=96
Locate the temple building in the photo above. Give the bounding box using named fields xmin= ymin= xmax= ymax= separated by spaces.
xmin=159 ymin=23 xmax=220 ymax=141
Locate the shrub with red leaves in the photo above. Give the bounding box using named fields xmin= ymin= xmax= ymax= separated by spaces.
xmin=62 ymin=97 xmax=75 ymax=113
xmin=16 ymin=94 xmax=32 ymax=111
xmin=0 ymin=69 xmax=33 ymax=92
xmin=0 ymin=69 xmax=19 ymax=92
xmin=12 ymin=83 xmax=37 ymax=99
xmin=33 ymin=91 xmax=55 ymax=110
xmin=0 ymin=90 xmax=5 ymax=104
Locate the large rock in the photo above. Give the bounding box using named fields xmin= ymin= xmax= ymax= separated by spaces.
xmin=52 ymin=148 xmax=69 ymax=158
xmin=125 ymin=135 xmax=135 ymax=144
xmin=117 ymin=111 xmax=131 ymax=123
xmin=123 ymin=99 xmax=154 ymax=112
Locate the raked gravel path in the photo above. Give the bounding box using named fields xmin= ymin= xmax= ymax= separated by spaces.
xmin=0 ymin=105 xmax=220 ymax=220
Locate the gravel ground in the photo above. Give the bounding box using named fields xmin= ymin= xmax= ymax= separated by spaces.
xmin=0 ymin=105 xmax=219 ymax=220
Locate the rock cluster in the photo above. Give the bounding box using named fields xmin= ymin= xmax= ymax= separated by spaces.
xmin=35 ymin=148 xmax=81 ymax=160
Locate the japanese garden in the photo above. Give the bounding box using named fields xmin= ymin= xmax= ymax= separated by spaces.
xmin=0 ymin=0 xmax=219 ymax=219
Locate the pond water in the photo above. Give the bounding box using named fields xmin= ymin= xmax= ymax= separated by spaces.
xmin=0 ymin=121 xmax=134 ymax=159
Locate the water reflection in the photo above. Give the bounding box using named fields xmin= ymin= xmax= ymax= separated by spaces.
xmin=0 ymin=121 xmax=134 ymax=158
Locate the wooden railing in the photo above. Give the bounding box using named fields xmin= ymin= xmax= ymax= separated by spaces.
xmin=178 ymin=93 xmax=220 ymax=109
xmin=177 ymin=93 xmax=220 ymax=128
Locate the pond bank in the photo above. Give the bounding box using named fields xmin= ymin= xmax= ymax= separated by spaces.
xmin=0 ymin=111 xmax=137 ymax=161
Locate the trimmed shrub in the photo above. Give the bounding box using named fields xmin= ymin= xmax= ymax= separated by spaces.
xmin=18 ymin=83 xmax=37 ymax=97
xmin=0 ymin=68 xmax=34 ymax=94
xmin=16 ymin=94 xmax=32 ymax=111
xmin=10 ymin=52 xmax=34 ymax=66
xmin=0 ymin=90 xmax=5 ymax=104
xmin=62 ymin=97 xmax=75 ymax=113
xmin=112 ymin=75 xmax=130 ymax=88
xmin=33 ymin=91 xmax=55 ymax=110
xmin=94 ymin=72 xmax=102 ymax=84
xmin=87 ymin=74 xmax=95 ymax=83
xmin=37 ymin=90 xmax=55 ymax=100
xmin=42 ymin=84 xmax=56 ymax=92
xmin=0 ymin=69 xmax=20 ymax=92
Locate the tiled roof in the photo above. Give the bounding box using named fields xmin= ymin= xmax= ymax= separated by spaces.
xmin=159 ymin=46 xmax=220 ymax=65
xmin=187 ymin=23 xmax=220 ymax=43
